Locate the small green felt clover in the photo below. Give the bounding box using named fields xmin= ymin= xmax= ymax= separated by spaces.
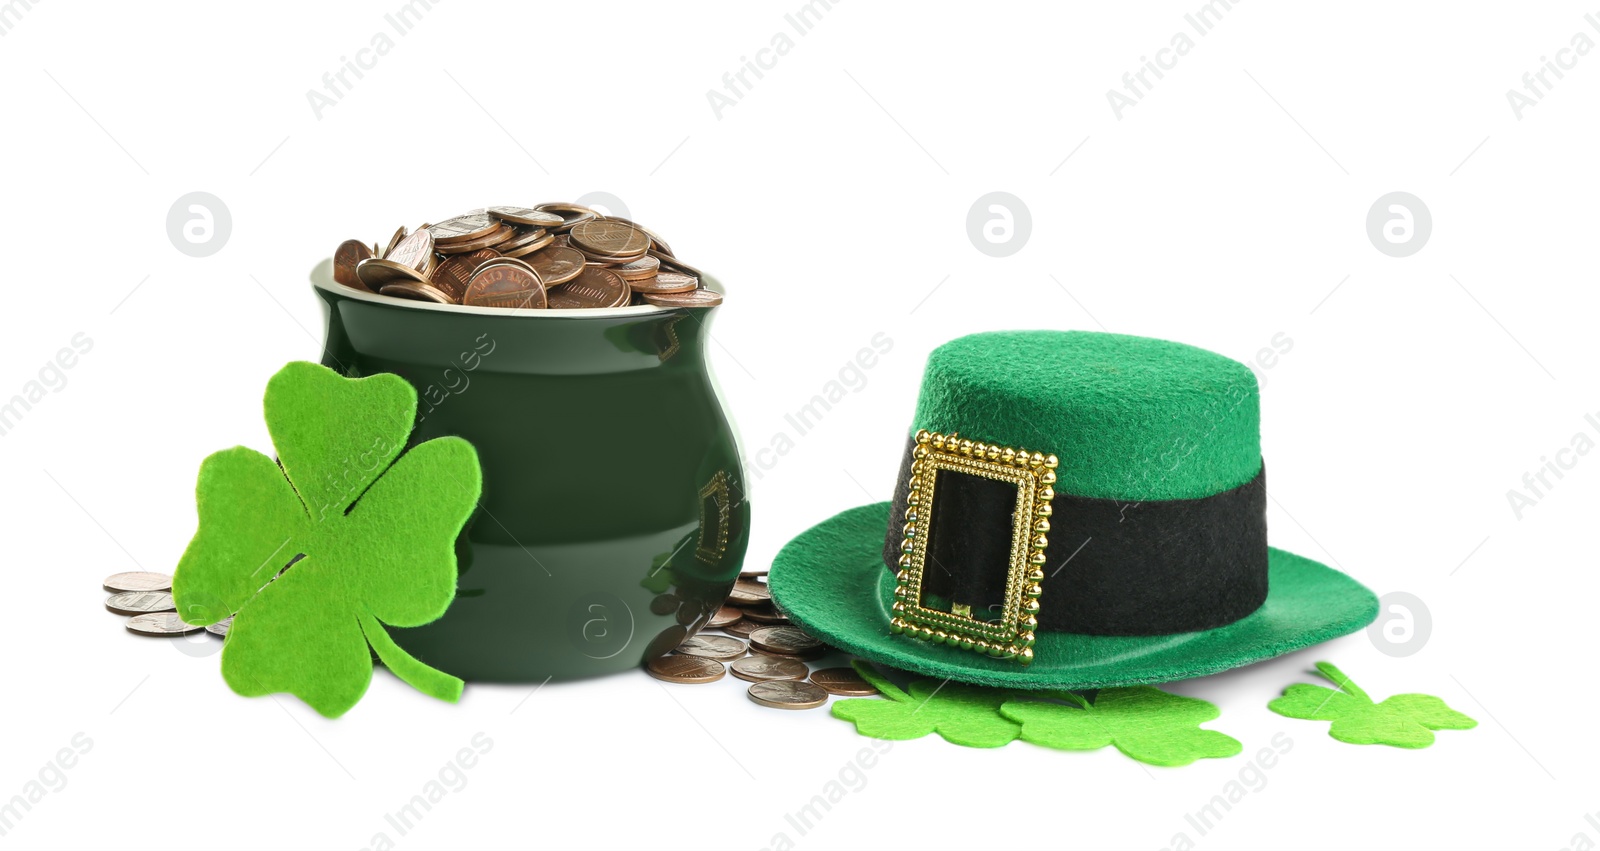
xmin=1268 ymin=661 xmax=1477 ymax=749
xmin=830 ymin=661 xmax=1020 ymax=748
xmin=1000 ymin=687 xmax=1243 ymax=766
xmin=172 ymin=362 xmax=482 ymax=718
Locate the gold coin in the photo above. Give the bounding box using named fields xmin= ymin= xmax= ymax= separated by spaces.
xmin=334 ymin=240 xmax=374 ymax=290
xmin=521 ymin=246 xmax=586 ymax=286
xmin=547 ymin=266 xmax=628 ymax=309
xmin=645 ymin=654 xmax=726 ymax=684
xmin=730 ymin=655 xmax=809 ymax=683
xmin=747 ymin=680 xmax=828 ymax=710
xmin=464 ymin=264 xmax=546 ymax=310
xmin=379 ymin=282 xmax=455 ymax=304
xmin=488 ymin=206 xmax=565 ymax=228
xmin=749 ymin=626 xmax=823 ymax=656
xmin=674 ymin=635 xmax=747 ymax=661
xmin=103 ymin=571 xmax=172 ymax=593
xmin=126 ymin=611 xmax=205 ymax=637
xmin=357 ymin=257 xmax=429 ymax=290
xmin=642 ymin=288 xmax=723 ymax=308
xmin=571 ymin=220 xmax=651 ymax=259
xmin=809 ymin=666 xmax=879 ymax=696
xmin=727 ymin=578 xmax=770 ymax=606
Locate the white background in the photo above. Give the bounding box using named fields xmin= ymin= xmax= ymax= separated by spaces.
xmin=1 ymin=1 xmax=1595 ymax=849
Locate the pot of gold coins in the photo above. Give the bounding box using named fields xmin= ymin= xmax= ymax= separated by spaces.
xmin=309 ymin=204 xmax=748 ymax=682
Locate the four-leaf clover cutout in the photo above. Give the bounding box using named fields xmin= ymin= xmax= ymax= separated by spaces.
xmin=1268 ymin=661 xmax=1476 ymax=748
xmin=172 ymin=362 xmax=482 ymax=718
xmin=830 ymin=662 xmax=1021 ymax=748
xmin=1001 ymin=687 xmax=1243 ymax=766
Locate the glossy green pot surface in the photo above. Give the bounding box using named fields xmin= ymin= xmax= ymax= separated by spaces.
xmin=310 ymin=260 xmax=749 ymax=682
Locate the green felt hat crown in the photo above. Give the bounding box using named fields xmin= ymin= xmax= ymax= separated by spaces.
xmin=768 ymin=329 xmax=1378 ymax=690
xmin=909 ymin=331 xmax=1261 ymax=501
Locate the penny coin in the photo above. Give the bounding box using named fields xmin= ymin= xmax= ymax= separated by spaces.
xmin=740 ymin=569 xmax=769 ymax=579
xmin=721 ymin=619 xmax=758 ymax=638
xmin=707 ymin=605 xmax=743 ymax=629
xmin=334 ymin=240 xmax=374 ymax=289
xmin=750 ymin=626 xmax=823 ymax=656
xmin=385 ymin=228 xmax=435 ymax=272
xmin=649 ymin=593 xmax=680 ymax=616
xmin=382 ymin=225 xmax=409 ymax=257
xmin=810 ymin=666 xmax=880 ymax=696
xmin=488 ymin=206 xmax=565 ymax=228
xmin=630 ymin=271 xmax=699 ymax=294
xmin=604 ymin=215 xmax=674 ymax=257
xmin=206 ymin=616 xmax=233 ymax=638
xmin=379 ymin=282 xmax=454 ymax=304
xmin=612 ymin=254 xmax=661 ymax=281
xmin=126 ymin=611 xmax=204 ymax=637
xmin=747 ymin=680 xmax=828 ymax=710
xmin=643 ymin=288 xmax=723 ymax=308
xmin=521 ymin=246 xmax=586 ymax=286
xmin=727 ymin=578 xmax=770 ymax=606
xmin=474 ymin=256 xmax=538 ymax=277
xmin=624 ymin=275 xmax=679 ymax=295
xmin=730 ymin=655 xmax=809 ymax=683
xmin=645 ymin=654 xmax=726 ymax=684
xmin=675 ymin=635 xmax=747 ymax=661
xmin=499 ymin=230 xmax=556 ymax=258
xmin=571 ymin=220 xmax=651 ymax=259
xmin=535 ymin=203 xmax=597 ymax=232
xmin=496 ymin=226 xmax=550 ymax=254
xmin=742 ymin=607 xmax=790 ymax=626
xmin=429 ymin=212 xmax=498 ymax=243
xmin=430 ymin=249 xmax=501 ymax=301
xmin=464 ymin=264 xmax=546 ymax=310
xmin=357 ymin=257 xmax=430 ymax=289
xmin=547 ymin=266 xmax=628 ymax=309
xmin=436 ymin=223 xmax=515 ymax=254
xmin=103 ymin=571 xmax=172 ymax=593
xmin=105 ymin=590 xmax=175 ymax=616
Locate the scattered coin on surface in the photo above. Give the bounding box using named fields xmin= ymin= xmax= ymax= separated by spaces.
xmin=747 ymin=680 xmax=828 ymax=710
xmin=645 ymin=654 xmax=726 ymax=684
xmin=103 ymin=572 xmax=172 ymax=593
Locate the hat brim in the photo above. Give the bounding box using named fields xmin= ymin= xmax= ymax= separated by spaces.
xmin=769 ymin=502 xmax=1379 ymax=690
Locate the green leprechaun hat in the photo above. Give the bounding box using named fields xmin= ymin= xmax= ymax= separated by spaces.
xmin=768 ymin=330 xmax=1379 ymax=689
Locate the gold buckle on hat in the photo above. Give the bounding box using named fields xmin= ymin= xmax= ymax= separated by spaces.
xmin=891 ymin=430 xmax=1056 ymax=665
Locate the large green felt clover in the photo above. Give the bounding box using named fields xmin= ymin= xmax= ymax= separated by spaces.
xmin=1000 ymin=687 xmax=1242 ymax=766
xmin=830 ymin=661 xmax=1021 ymax=748
xmin=172 ymin=362 xmax=481 ymax=718
xmin=1268 ymin=661 xmax=1477 ymax=748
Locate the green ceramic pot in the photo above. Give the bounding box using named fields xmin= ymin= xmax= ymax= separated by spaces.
xmin=310 ymin=260 xmax=749 ymax=682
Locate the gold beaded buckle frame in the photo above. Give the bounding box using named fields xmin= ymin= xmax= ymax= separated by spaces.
xmin=890 ymin=430 xmax=1057 ymax=665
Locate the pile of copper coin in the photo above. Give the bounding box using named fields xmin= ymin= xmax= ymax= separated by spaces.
xmin=644 ymin=572 xmax=881 ymax=710
xmin=332 ymin=204 xmax=721 ymax=310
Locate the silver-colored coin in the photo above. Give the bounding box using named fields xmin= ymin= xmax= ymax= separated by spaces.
xmin=103 ymin=572 xmax=172 ymax=593
xmin=126 ymin=612 xmax=205 ymax=637
xmin=206 ymin=615 xmax=233 ymax=638
xmin=105 ymin=591 xmax=175 ymax=616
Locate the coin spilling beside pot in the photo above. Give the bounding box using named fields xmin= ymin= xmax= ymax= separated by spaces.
xmin=332 ymin=204 xmax=722 ymax=310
